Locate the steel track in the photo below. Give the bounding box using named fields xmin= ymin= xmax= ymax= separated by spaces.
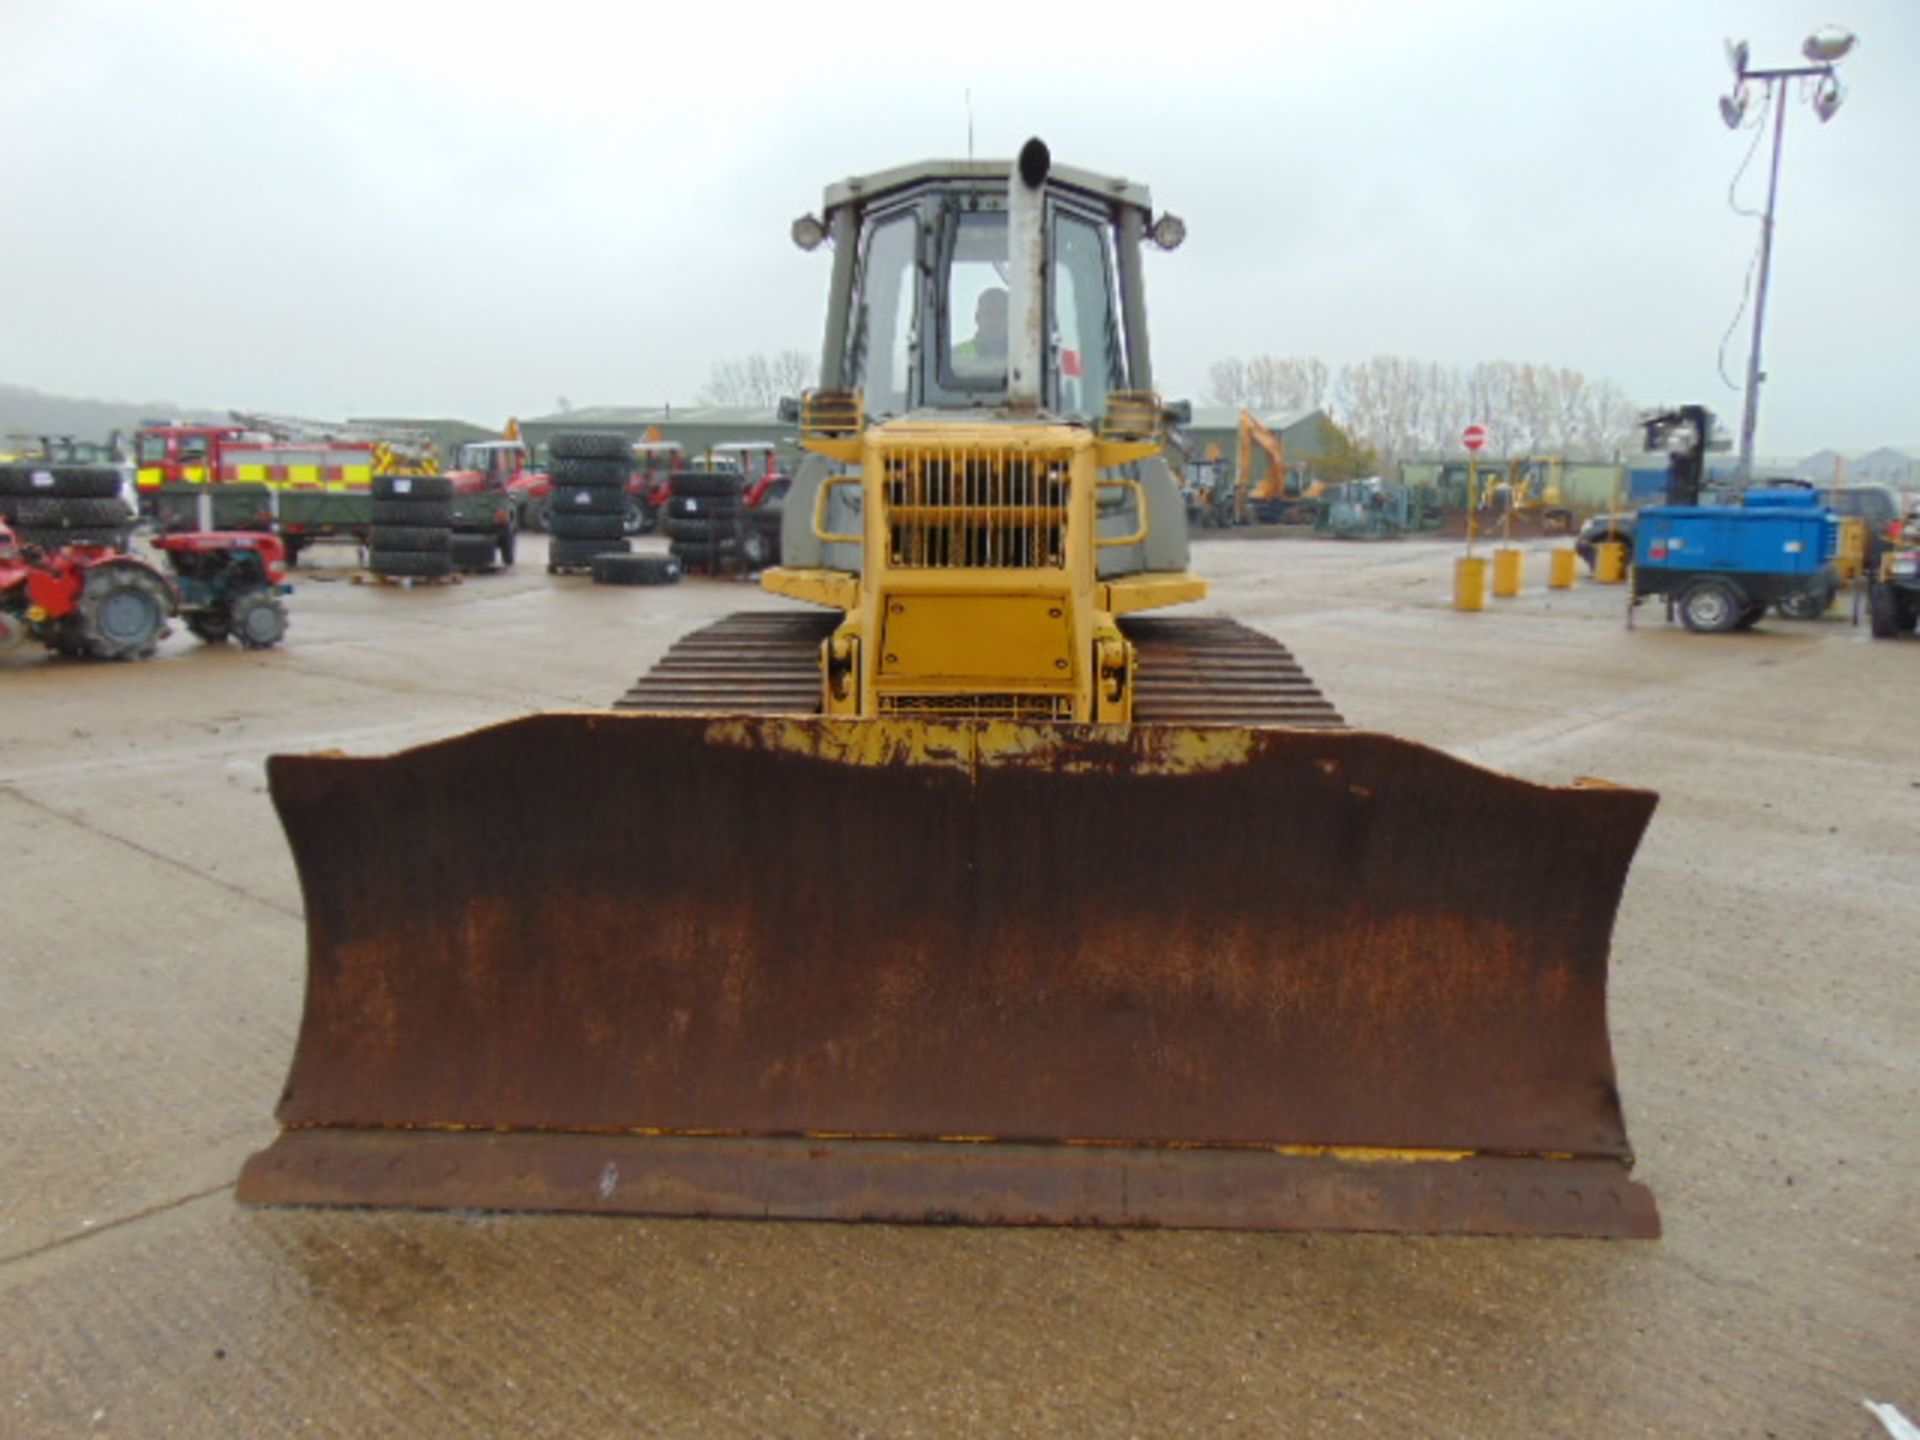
xmin=615 ymin=610 xmax=1345 ymax=728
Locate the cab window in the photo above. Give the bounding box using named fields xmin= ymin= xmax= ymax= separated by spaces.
xmin=849 ymin=211 xmax=919 ymax=419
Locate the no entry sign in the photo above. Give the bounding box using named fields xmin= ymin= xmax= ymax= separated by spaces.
xmin=1462 ymin=424 xmax=1488 ymax=452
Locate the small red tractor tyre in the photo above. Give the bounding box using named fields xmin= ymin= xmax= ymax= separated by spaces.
xmin=230 ymin=591 xmax=289 ymax=649
xmin=74 ymin=561 xmax=174 ymax=660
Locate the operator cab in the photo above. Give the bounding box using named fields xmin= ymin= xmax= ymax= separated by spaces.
xmin=801 ymin=157 xmax=1182 ymax=426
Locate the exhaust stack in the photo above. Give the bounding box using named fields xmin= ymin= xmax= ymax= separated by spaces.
xmin=1006 ymin=137 xmax=1050 ymax=413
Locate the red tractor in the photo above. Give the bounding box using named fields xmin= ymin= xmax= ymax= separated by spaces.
xmin=0 ymin=525 xmax=291 ymax=660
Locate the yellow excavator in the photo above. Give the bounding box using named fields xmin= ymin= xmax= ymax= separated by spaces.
xmin=1235 ymin=409 xmax=1320 ymax=525
xmin=239 ymin=141 xmax=1659 ymax=1237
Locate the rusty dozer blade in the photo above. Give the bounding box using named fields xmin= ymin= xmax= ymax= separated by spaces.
xmin=239 ymin=715 xmax=1659 ymax=1238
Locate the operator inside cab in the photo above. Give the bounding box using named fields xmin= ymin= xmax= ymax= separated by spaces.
xmin=953 ymin=287 xmax=1008 ymax=375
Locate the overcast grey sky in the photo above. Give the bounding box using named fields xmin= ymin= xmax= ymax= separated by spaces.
xmin=5 ymin=0 xmax=1914 ymax=455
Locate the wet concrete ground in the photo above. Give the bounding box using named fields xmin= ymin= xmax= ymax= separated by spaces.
xmin=2 ymin=533 xmax=1914 ymax=1437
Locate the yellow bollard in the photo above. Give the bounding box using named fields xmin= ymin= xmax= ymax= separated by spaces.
xmin=1493 ymin=547 xmax=1524 ymax=598
xmin=1549 ymin=547 xmax=1577 ymax=590
xmin=1594 ymin=541 xmax=1628 ymax=585
xmin=1454 ymin=555 xmax=1488 ymax=612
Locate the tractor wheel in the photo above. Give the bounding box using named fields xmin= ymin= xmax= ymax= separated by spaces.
xmin=591 ymin=552 xmax=682 ymax=586
xmin=450 ymin=534 xmax=499 ymax=571
xmin=230 ymin=591 xmax=289 ymax=649
xmin=1774 ymin=587 xmax=1832 ymax=621
xmin=371 ymin=474 xmax=453 ymax=501
xmin=516 ymin=496 xmax=546 ymax=533
xmin=368 ymin=525 xmax=452 ymax=553
xmin=1867 ymin=580 xmax=1908 ymax=639
xmin=740 ymin=528 xmax=771 ymax=570
xmin=549 ymin=456 xmax=629 ymax=486
xmin=548 ymin=484 xmax=627 ymax=515
xmin=369 ymin=549 xmax=454 ymax=579
xmin=620 ymin=496 xmax=650 ymax=536
xmin=76 ymin=562 xmax=174 ymax=660
xmin=18 ymin=526 xmax=131 ymax=552
xmin=371 ymin=497 xmax=455 ymax=526
xmin=550 ymin=432 xmax=630 ymax=461
xmin=496 ymin=525 xmax=517 ymax=568
xmin=669 ymin=472 xmax=747 ymax=499
xmin=548 ymin=510 xmax=627 ymax=541
xmin=1678 ymin=579 xmax=1744 ymax=635
xmin=187 ymin=614 xmax=232 ymax=645
xmin=13 ymin=496 xmax=134 ymax=528
xmin=548 ymin=538 xmax=628 ymax=572
xmin=0 ymin=465 xmax=124 ymax=498
xmin=1733 ymin=602 xmax=1766 ymax=631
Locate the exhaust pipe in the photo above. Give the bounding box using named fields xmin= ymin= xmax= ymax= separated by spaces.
xmin=1006 ymin=137 xmax=1049 ymax=414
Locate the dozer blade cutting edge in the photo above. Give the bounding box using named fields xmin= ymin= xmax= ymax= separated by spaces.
xmin=238 ymin=713 xmax=1659 ymax=1238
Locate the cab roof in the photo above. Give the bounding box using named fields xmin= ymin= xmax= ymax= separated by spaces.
xmin=823 ymin=158 xmax=1153 ymax=217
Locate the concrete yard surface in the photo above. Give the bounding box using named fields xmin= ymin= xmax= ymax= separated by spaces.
xmin=2 ymin=533 xmax=1915 ymax=1438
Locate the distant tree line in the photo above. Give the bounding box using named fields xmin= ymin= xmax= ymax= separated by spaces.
xmin=1207 ymin=355 xmax=1643 ymax=469
xmin=699 ymin=351 xmax=815 ymax=410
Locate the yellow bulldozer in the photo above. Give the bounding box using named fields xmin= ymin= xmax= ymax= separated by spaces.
xmin=240 ymin=141 xmax=1659 ymax=1237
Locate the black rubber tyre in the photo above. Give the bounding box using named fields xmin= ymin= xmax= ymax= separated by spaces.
xmin=0 ymin=464 xmax=124 ymax=498
xmin=13 ymin=495 xmax=133 ymax=527
xmin=369 ymin=549 xmax=454 ymax=578
xmin=739 ymin=528 xmax=772 ymax=570
xmin=497 ymin=526 xmax=517 ymax=567
xmin=1867 ymin=579 xmax=1906 ymax=638
xmin=1774 ymin=587 xmax=1832 ymax=621
xmin=549 ymin=456 xmax=629 ymax=486
xmin=17 ymin=526 xmax=130 ymax=551
xmin=450 ymin=533 xmax=498 ymax=570
xmin=665 ymin=494 xmax=742 ymax=522
xmin=371 ymin=497 xmax=455 ymax=525
xmin=515 ymin=493 xmax=546 ymax=532
xmin=186 ymin=614 xmax=231 ymax=645
xmin=550 ymin=432 xmax=630 ymax=461
xmin=664 ymin=517 xmax=736 ymax=542
xmin=548 ymin=537 xmax=629 ymax=571
xmin=591 ymin=552 xmax=682 ymax=586
xmin=1678 ymin=579 xmax=1744 ymax=634
xmin=669 ymin=471 xmax=746 ymax=499
xmin=548 ymin=510 xmax=627 ymax=541
xmin=620 ymin=496 xmax=650 ymax=536
xmin=368 ymin=526 xmax=452 ymax=552
xmin=74 ymin=561 xmax=174 ymax=660
xmin=230 ymin=591 xmax=289 ymax=649
xmin=548 ymin=484 xmax=627 ymax=515
xmin=1733 ymin=603 xmax=1766 ymax=631
xmin=371 ymin=474 xmax=453 ymax=501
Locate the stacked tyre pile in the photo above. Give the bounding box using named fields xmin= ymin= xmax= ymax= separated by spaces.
xmin=546 ymin=432 xmax=632 ymax=575
xmin=0 ymin=463 xmax=135 ymax=551
xmin=368 ymin=474 xmax=454 ymax=581
xmin=665 ymin=472 xmax=776 ymax=576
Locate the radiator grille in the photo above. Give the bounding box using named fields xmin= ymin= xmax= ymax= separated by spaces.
xmin=880 ymin=445 xmax=1072 ymax=569
xmin=877 ymin=693 xmax=1076 ymax=721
